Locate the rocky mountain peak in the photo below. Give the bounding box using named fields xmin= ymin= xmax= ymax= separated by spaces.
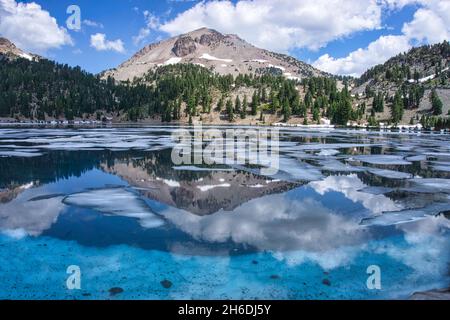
xmin=172 ymin=36 xmax=197 ymax=57
xmin=103 ymin=28 xmax=328 ymax=82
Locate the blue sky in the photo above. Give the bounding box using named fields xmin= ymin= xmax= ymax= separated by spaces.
xmin=0 ymin=0 xmax=448 ymax=76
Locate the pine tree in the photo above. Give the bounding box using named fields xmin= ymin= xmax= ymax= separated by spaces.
xmin=431 ymin=89 xmax=443 ymax=115
xmin=282 ymin=99 xmax=291 ymax=122
xmin=241 ymin=95 xmax=247 ymax=119
xmin=271 ymin=96 xmax=279 ymax=115
xmin=217 ymin=96 xmax=224 ymax=111
xmin=234 ymin=96 xmax=241 ymax=114
xmin=251 ymin=91 xmax=258 ymax=116
xmin=226 ymin=99 xmax=234 ymax=122
xmin=391 ymin=91 xmax=404 ymax=124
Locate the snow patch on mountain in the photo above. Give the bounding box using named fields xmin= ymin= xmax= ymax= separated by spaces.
xmin=200 ymin=53 xmax=233 ymax=63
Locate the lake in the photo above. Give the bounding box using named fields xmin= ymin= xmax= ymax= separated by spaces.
xmin=0 ymin=126 xmax=449 ymax=299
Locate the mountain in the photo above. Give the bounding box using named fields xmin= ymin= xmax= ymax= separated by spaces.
xmin=350 ymin=41 xmax=450 ymax=125
xmin=1 ymin=36 xmax=449 ymax=128
xmin=0 ymin=37 xmax=38 ymax=61
xmin=357 ymin=41 xmax=450 ymax=89
xmin=103 ymin=28 xmax=328 ymax=82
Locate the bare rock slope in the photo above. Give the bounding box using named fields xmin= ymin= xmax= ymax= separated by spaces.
xmin=103 ymin=28 xmax=327 ymax=81
xmin=0 ymin=38 xmax=37 ymax=61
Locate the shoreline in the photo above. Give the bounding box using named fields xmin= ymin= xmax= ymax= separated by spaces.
xmin=1 ymin=120 xmax=448 ymax=133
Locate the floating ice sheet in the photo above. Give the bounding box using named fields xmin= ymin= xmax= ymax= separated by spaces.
xmin=367 ymin=168 xmax=413 ymax=179
xmin=0 ymin=150 xmax=43 ymax=157
xmin=360 ymin=203 xmax=450 ymax=226
xmin=317 ymin=149 xmax=340 ymax=156
xmin=406 ymin=155 xmax=427 ymax=162
xmin=276 ymin=158 xmax=324 ymax=181
xmin=353 ymin=155 xmax=412 ymax=165
xmin=63 ymin=188 xmax=164 ymax=228
xmin=319 ymin=159 xmax=363 ymax=172
xmin=433 ymin=165 xmax=450 ymax=172
xmin=358 ymin=186 xmax=393 ymax=195
xmin=411 ymin=178 xmax=450 ymax=193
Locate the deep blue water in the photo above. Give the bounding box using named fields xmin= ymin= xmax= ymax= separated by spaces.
xmin=0 ymin=126 xmax=449 ymax=299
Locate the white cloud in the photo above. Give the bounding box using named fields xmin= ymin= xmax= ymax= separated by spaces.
xmin=313 ymin=35 xmax=411 ymax=77
xmin=90 ymin=33 xmax=125 ymax=53
xmin=160 ymin=0 xmax=383 ymax=52
xmin=402 ymin=7 xmax=450 ymax=44
xmin=0 ymin=0 xmax=72 ymax=53
xmin=83 ymin=19 xmax=104 ymax=29
xmin=133 ymin=11 xmax=161 ymax=46
xmin=313 ymin=0 xmax=450 ymax=76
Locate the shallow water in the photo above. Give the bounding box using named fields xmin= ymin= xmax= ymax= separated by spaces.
xmin=0 ymin=126 xmax=449 ymax=300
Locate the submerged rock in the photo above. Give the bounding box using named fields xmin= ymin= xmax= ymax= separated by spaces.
xmin=108 ymin=287 xmax=124 ymax=296
xmin=160 ymin=279 xmax=173 ymax=289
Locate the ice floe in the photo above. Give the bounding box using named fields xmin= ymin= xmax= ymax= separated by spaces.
xmin=411 ymin=179 xmax=450 ymax=193
xmin=273 ymin=158 xmax=323 ymax=181
xmin=317 ymin=149 xmax=340 ymax=156
xmin=353 ymin=155 xmax=412 ymax=165
xmin=367 ymin=168 xmax=413 ymax=179
xmin=0 ymin=150 xmax=43 ymax=157
xmin=406 ymin=155 xmax=427 ymax=162
xmin=318 ymin=159 xmax=363 ymax=172
xmin=360 ymin=203 xmax=450 ymax=227
xmin=63 ymin=188 xmax=164 ymax=228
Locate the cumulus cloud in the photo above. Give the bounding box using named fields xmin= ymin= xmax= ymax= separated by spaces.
xmin=90 ymin=33 xmax=125 ymax=53
xmin=160 ymin=0 xmax=383 ymax=52
xmin=403 ymin=7 xmax=450 ymax=44
xmin=0 ymin=0 xmax=72 ymax=53
xmin=313 ymin=0 xmax=450 ymax=76
xmin=313 ymin=35 xmax=411 ymax=77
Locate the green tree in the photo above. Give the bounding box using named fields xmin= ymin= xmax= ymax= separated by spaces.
xmin=240 ymin=95 xmax=247 ymax=119
xmin=226 ymin=99 xmax=234 ymax=122
xmin=431 ymin=89 xmax=443 ymax=115
xmin=391 ymin=91 xmax=404 ymax=124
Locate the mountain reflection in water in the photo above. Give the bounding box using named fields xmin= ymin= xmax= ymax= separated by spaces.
xmin=0 ymin=127 xmax=449 ymax=299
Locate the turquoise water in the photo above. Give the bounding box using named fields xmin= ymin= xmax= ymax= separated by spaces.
xmin=0 ymin=126 xmax=449 ymax=299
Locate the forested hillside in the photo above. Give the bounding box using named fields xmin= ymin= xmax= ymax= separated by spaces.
xmin=352 ymin=41 xmax=450 ymax=127
xmin=0 ymin=58 xmax=151 ymax=120
xmin=0 ymin=57 xmax=356 ymax=125
xmin=1 ymin=40 xmax=449 ymax=129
